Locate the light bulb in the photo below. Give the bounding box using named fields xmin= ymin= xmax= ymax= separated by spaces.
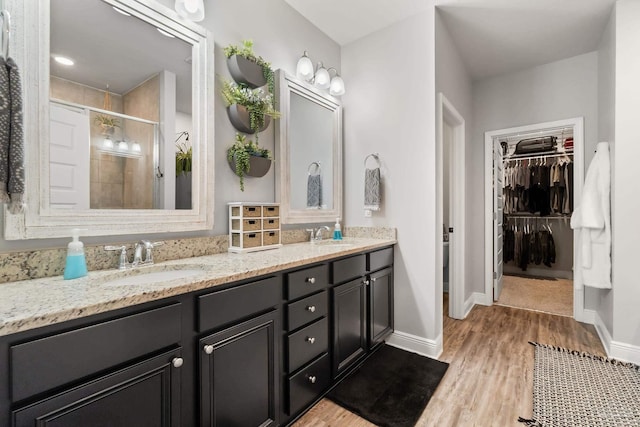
xmin=184 ymin=0 xmax=198 ymax=13
xmin=131 ymin=142 xmax=142 ymax=153
xmin=314 ymin=64 xmax=330 ymax=90
xmin=118 ymin=140 xmax=129 ymax=151
xmin=296 ymin=52 xmax=314 ymax=81
xmin=103 ymin=137 xmax=114 ymax=149
xmin=330 ymin=75 xmax=345 ymax=96
xmin=174 ymin=0 xmax=204 ymax=22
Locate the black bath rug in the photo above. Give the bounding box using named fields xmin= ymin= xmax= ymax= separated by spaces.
xmin=327 ymin=344 xmax=449 ymax=427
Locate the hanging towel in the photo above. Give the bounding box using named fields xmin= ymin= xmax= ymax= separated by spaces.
xmin=364 ymin=167 xmax=380 ymax=211
xmin=570 ymin=142 xmax=611 ymax=289
xmin=0 ymin=56 xmax=24 ymax=213
xmin=307 ymin=174 xmax=322 ymax=208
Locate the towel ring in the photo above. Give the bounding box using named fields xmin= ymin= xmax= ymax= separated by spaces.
xmin=307 ymin=161 xmax=321 ymax=176
xmin=364 ymin=153 xmax=381 ymax=168
xmin=0 ymin=10 xmax=10 ymax=59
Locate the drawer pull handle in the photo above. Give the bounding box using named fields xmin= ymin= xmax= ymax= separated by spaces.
xmin=203 ymin=344 xmax=214 ymax=355
xmin=306 ymin=336 xmax=316 ymax=344
xmin=306 ymin=305 xmax=316 ymax=313
xmin=172 ymin=357 xmax=184 ymax=368
xmin=306 ymin=277 xmax=316 ymax=284
xmin=308 ymin=375 xmax=317 ymax=384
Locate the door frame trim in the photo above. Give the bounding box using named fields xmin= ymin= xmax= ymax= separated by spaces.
xmin=483 ymin=117 xmax=585 ymax=320
xmin=436 ymin=93 xmax=466 ymax=321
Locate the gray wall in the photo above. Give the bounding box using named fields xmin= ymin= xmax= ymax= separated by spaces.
xmin=470 ymin=52 xmax=600 ymax=299
xmin=0 ymin=0 xmax=340 ymax=251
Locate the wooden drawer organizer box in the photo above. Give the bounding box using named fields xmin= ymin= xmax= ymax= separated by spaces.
xmin=228 ymin=202 xmax=282 ymax=253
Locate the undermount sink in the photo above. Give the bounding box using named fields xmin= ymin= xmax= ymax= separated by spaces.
xmin=99 ymin=265 xmax=207 ymax=287
xmin=313 ymin=240 xmax=354 ymax=248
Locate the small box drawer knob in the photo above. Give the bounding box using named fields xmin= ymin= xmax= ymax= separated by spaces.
xmin=203 ymin=344 xmax=214 ymax=355
xmin=306 ymin=305 xmax=316 ymax=313
xmin=172 ymin=357 xmax=184 ymax=368
xmin=306 ymin=277 xmax=316 ymax=284
xmin=308 ymin=375 xmax=317 ymax=384
xmin=306 ymin=336 xmax=316 ymax=344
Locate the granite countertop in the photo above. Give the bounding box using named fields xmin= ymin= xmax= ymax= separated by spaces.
xmin=0 ymin=237 xmax=395 ymax=337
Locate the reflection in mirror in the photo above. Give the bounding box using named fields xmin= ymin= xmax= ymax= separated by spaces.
xmin=275 ymin=70 xmax=342 ymax=224
xmin=49 ymin=0 xmax=192 ymax=210
xmin=4 ymin=0 xmax=214 ymax=239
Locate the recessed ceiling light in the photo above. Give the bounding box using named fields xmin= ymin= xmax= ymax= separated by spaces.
xmin=53 ymin=56 xmax=74 ymax=66
xmin=112 ymin=6 xmax=131 ymax=16
xmin=157 ymin=28 xmax=175 ymax=38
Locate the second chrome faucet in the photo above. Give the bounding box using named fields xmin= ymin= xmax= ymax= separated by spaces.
xmin=105 ymin=240 xmax=164 ymax=270
xmin=306 ymin=226 xmax=331 ymax=243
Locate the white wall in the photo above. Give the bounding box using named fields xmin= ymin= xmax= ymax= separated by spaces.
xmin=612 ymin=0 xmax=640 ymax=353
xmin=435 ymin=9 xmax=474 ymax=301
xmin=595 ymin=6 xmax=616 ymax=337
xmin=342 ymin=10 xmax=439 ymax=353
xmin=470 ymin=52 xmax=600 ymax=300
xmin=0 ymin=0 xmax=340 ymax=251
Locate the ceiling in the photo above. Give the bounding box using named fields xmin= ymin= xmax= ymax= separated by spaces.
xmin=50 ymin=0 xmax=193 ymax=113
xmin=284 ymin=0 xmax=616 ymax=81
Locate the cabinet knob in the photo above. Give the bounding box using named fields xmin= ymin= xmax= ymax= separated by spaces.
xmin=172 ymin=357 xmax=184 ymax=368
xmin=308 ymin=375 xmax=317 ymax=384
xmin=306 ymin=277 xmax=316 ymax=284
xmin=306 ymin=305 xmax=316 ymax=313
xmin=371 ymin=277 xmax=377 ymax=282
xmin=306 ymin=336 xmax=316 ymax=344
xmin=363 ymin=279 xmax=370 ymax=286
xmin=203 ymin=344 xmax=214 ymax=355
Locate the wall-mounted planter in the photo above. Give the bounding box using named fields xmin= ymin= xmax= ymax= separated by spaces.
xmin=227 ymin=104 xmax=271 ymax=134
xmin=228 ymin=154 xmax=272 ymax=178
xmin=227 ymin=55 xmax=268 ymax=88
xmin=175 ymin=172 xmax=192 ymax=209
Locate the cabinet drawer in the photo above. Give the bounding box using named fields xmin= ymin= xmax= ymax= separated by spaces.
xmin=10 ymin=303 xmax=182 ymax=402
xmin=243 ymin=205 xmax=262 ymax=217
xmin=332 ymin=254 xmax=366 ymax=284
xmin=231 ymin=218 xmax=261 ymax=231
xmin=287 ymin=317 xmax=328 ymax=372
xmin=231 ymin=231 xmax=262 ymax=248
xmin=287 ymin=291 xmax=327 ymax=331
xmin=288 ymin=353 xmax=331 ymax=416
xmin=263 ymin=230 xmax=280 ymax=246
xmin=287 ymin=264 xmax=329 ymax=300
xmin=263 ymin=206 xmax=279 ymax=217
xmin=368 ymin=247 xmax=393 ymax=272
xmin=263 ymin=217 xmax=280 ymax=230
xmin=198 ymin=276 xmax=281 ymax=332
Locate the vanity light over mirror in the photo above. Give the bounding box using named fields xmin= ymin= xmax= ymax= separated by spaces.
xmin=275 ymin=70 xmax=343 ymax=224
xmin=4 ymin=0 xmax=214 ymax=239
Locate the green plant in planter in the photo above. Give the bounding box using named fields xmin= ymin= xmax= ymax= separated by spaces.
xmin=224 ymin=39 xmax=275 ymax=97
xmin=227 ymin=133 xmax=271 ymax=191
xmin=175 ymin=135 xmax=192 ymax=176
xmin=94 ymin=114 xmax=120 ymax=135
xmin=221 ymin=79 xmax=281 ymax=141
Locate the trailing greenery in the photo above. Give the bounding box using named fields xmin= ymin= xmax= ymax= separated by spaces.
xmin=221 ymin=78 xmax=280 ymax=141
xmin=223 ymin=39 xmax=275 ymax=99
xmin=227 ymin=133 xmax=271 ymax=191
xmin=175 ymin=135 xmax=192 ymax=177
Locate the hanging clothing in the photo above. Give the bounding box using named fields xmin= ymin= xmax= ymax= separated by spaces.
xmin=570 ymin=142 xmax=611 ymax=289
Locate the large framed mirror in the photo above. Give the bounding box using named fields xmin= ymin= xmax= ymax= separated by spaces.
xmin=4 ymin=0 xmax=214 ymax=239
xmin=275 ymin=70 xmax=342 ymax=224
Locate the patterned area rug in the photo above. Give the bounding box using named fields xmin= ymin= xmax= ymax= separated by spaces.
xmin=519 ymin=342 xmax=640 ymax=427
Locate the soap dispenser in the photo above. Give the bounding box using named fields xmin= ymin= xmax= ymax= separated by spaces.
xmin=333 ymin=218 xmax=343 ymax=240
xmin=63 ymin=228 xmax=88 ymax=280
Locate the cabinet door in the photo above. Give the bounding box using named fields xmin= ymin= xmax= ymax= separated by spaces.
xmin=200 ymin=310 xmax=279 ymax=427
xmin=332 ymin=277 xmax=367 ymax=378
xmin=13 ymin=348 xmax=182 ymax=427
xmin=368 ymin=267 xmax=394 ymax=349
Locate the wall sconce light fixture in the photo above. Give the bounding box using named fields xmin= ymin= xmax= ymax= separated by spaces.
xmin=295 ymin=51 xmax=345 ymax=96
xmin=174 ymin=0 xmax=205 ymax=22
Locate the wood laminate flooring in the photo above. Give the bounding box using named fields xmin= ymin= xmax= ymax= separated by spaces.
xmin=293 ymin=294 xmax=604 ymax=427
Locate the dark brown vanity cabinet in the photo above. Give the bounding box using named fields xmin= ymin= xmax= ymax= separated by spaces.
xmin=8 ymin=303 xmax=184 ymax=427
xmin=332 ymin=248 xmax=394 ymax=378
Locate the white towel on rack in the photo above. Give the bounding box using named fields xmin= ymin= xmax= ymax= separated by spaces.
xmin=364 ymin=168 xmax=380 ymax=211
xmin=570 ymin=142 xmax=611 ymax=289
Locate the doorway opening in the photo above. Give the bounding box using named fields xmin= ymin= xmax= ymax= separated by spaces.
xmin=437 ymin=93 xmax=466 ymax=323
xmin=484 ymin=117 xmax=585 ymax=319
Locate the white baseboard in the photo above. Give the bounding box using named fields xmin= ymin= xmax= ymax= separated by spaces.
xmin=585 ymin=309 xmax=640 ymax=365
xmin=463 ymin=292 xmax=487 ymax=317
xmin=386 ymin=330 xmax=442 ymax=359
xmin=585 ymin=308 xmax=612 ymax=355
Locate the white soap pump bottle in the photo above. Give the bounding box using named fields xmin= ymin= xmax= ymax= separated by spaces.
xmin=63 ymin=228 xmax=88 ymax=280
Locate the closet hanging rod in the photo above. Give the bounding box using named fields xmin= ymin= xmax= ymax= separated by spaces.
xmin=505 ymin=150 xmax=573 ymax=162
xmin=506 ymin=214 xmax=570 ymax=220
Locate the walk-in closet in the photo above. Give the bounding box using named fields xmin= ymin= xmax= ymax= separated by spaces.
xmin=490 ymin=122 xmax=580 ymax=317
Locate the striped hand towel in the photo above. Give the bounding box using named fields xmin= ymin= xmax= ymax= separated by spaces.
xmin=364 ymin=167 xmax=380 ymax=211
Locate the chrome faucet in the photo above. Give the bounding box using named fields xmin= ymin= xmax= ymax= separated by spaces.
xmin=105 ymin=240 xmax=164 ymax=270
xmin=306 ymin=226 xmax=331 ymax=243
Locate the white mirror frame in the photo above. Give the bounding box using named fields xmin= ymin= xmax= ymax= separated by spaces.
xmin=3 ymin=0 xmax=215 ymax=239
xmin=275 ymin=70 xmax=342 ymax=224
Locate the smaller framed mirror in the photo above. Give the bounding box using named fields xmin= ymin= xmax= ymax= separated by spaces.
xmin=275 ymin=70 xmax=342 ymax=224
